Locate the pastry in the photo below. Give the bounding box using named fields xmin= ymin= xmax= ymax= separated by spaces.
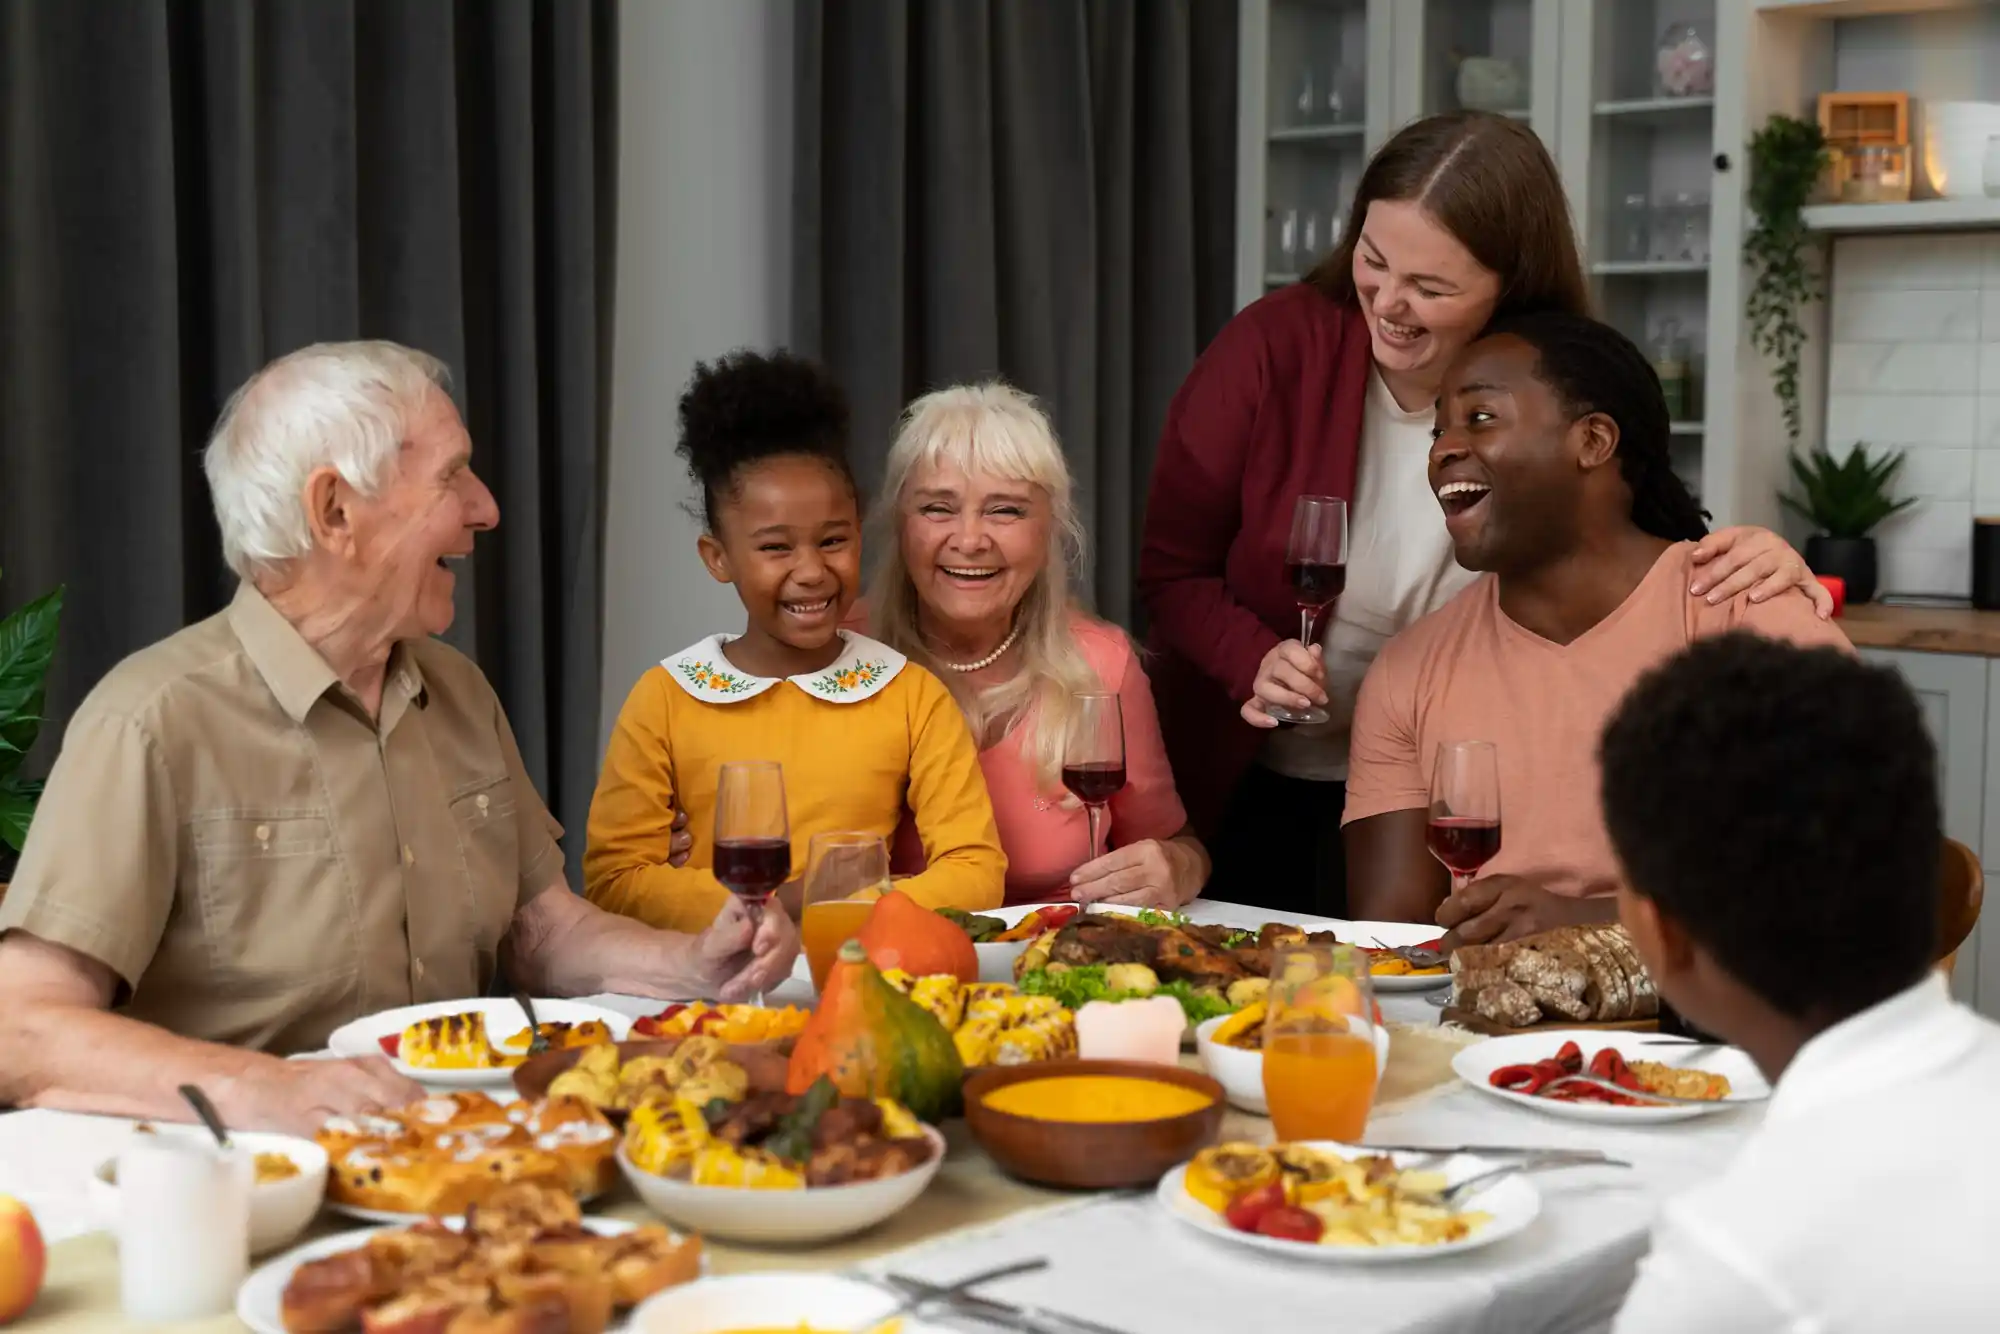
xmin=317 ymin=1092 xmax=617 ymax=1216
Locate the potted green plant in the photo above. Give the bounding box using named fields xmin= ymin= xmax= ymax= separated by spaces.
xmin=1780 ymin=445 xmax=1916 ymax=604
xmin=0 ymin=569 xmax=63 ymax=885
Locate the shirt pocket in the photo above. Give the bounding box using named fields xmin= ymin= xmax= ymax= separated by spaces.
xmin=188 ymin=812 xmax=353 ymax=983
xmin=451 ymin=774 xmax=523 ymax=965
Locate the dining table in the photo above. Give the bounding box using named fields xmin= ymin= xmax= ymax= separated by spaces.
xmin=0 ymin=898 xmax=1760 ymax=1334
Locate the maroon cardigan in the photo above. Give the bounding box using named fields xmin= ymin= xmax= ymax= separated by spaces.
xmin=1138 ymin=284 xmax=1371 ymax=836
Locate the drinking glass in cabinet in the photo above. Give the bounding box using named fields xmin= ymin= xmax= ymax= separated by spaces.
xmin=1650 ymin=323 xmax=1691 ymax=422
xmin=1650 ymin=194 xmax=1709 ymax=263
xmin=1301 ymin=211 xmax=1325 ymax=265
xmin=1655 ymin=23 xmax=1713 ymax=98
xmin=1324 ymin=65 xmax=1360 ymax=126
xmin=1613 ymin=194 xmax=1650 ymax=263
xmin=1275 ymin=209 xmax=1302 ymax=275
xmin=1292 ymin=66 xmax=1319 ymax=127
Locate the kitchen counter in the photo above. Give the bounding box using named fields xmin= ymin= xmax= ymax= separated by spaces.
xmin=1839 ymin=603 xmax=2000 ymax=657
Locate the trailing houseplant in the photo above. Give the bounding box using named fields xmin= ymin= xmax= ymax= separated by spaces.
xmin=1745 ymin=114 xmax=1831 ymax=448
xmin=0 ymin=569 xmax=64 ymax=859
xmin=1780 ymin=445 xmax=1916 ymax=604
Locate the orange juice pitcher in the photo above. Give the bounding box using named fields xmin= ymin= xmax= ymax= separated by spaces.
xmin=1260 ymin=944 xmax=1381 ymax=1142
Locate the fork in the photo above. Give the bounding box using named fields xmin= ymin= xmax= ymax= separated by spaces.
xmin=1429 ymin=1155 xmax=1632 ymax=1210
xmin=1370 ymin=937 xmax=1447 ymax=970
xmin=512 ymin=992 xmax=551 ymax=1057
xmin=1537 ymin=1073 xmax=1745 ymax=1106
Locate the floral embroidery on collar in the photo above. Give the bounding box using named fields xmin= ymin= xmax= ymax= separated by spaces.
xmin=662 ymin=632 xmax=907 ymax=705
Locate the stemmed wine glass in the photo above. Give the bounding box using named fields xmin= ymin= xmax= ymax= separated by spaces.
xmin=1062 ymin=691 xmax=1128 ymax=881
xmin=713 ymin=760 xmax=790 ymax=1004
xmin=1427 ymin=741 xmax=1502 ymax=895
xmin=1264 ymin=495 xmax=1350 ymax=726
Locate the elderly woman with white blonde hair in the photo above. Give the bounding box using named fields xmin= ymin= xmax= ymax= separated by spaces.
xmin=859 ymin=382 xmax=1210 ymax=908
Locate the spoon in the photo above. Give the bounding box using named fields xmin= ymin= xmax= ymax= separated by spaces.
xmin=513 ymin=992 xmax=552 ymax=1056
xmin=177 ymin=1084 xmax=232 ymax=1150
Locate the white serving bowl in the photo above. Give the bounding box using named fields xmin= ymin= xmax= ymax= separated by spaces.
xmin=615 ymin=1125 xmax=946 ymax=1245
xmin=91 ymin=1125 xmax=328 ymax=1256
xmin=974 ymin=938 xmax=1033 ymax=983
xmin=1195 ymin=1015 xmax=1390 ymax=1116
xmin=636 ymin=1273 xmax=957 ymax=1334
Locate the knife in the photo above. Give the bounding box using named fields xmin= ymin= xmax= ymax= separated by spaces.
xmin=1359 ymin=1143 xmax=1611 ymax=1158
xmin=883 ymin=1274 xmax=1137 ymax=1334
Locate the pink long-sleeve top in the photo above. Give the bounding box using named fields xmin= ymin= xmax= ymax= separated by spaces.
xmin=890 ymin=612 xmax=1189 ymax=903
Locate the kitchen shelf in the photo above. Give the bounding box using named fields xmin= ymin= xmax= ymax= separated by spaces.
xmin=1268 ymin=123 xmax=1367 ymax=144
xmin=1670 ymin=421 xmax=1705 ymax=436
xmin=1753 ymin=0 xmax=1982 ymax=16
xmin=1801 ymin=198 xmax=2000 ymax=234
xmin=1593 ymin=96 xmax=1714 ymax=129
xmin=1591 ymin=260 xmax=1711 ymax=276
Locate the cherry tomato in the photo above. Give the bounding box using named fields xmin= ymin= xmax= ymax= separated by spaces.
xmin=377 ymin=1034 xmax=401 ymax=1057
xmin=1254 ymin=1205 xmax=1325 ymax=1244
xmin=1036 ymin=904 xmax=1081 ymax=931
xmin=1223 ymin=1181 xmax=1287 ymax=1233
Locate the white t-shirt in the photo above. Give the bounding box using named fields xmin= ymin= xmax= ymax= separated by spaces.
xmin=1613 ymin=971 xmax=2000 ymax=1332
xmin=1260 ymin=367 xmax=1475 ymax=782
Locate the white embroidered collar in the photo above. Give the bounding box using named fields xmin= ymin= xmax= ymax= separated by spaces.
xmin=662 ymin=631 xmax=907 ymax=705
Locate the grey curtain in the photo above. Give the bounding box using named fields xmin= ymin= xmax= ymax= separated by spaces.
xmin=0 ymin=0 xmax=616 ymax=885
xmin=791 ymin=0 xmax=1239 ymax=628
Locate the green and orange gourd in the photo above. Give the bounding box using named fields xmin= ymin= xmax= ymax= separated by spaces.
xmin=785 ymin=939 xmax=964 ymax=1123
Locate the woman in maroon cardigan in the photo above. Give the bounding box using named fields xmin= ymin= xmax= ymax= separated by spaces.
xmin=1139 ymin=113 xmax=1826 ymax=918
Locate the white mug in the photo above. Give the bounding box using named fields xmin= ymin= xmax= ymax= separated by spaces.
xmin=116 ymin=1132 xmax=252 ymax=1321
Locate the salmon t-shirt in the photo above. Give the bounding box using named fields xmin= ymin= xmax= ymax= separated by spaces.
xmin=1341 ymin=541 xmax=1854 ymax=898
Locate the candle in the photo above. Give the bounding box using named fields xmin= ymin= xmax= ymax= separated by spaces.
xmin=1075 ymin=996 xmax=1185 ymax=1066
xmin=1816 ymin=574 xmax=1846 ymax=618
xmin=116 ymin=1131 xmax=251 ymax=1321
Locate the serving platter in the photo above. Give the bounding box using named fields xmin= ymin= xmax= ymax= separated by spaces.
xmin=1451 ymin=1030 xmax=1770 ymax=1125
xmin=1156 ymin=1144 xmax=1541 ymax=1264
xmin=326 ymin=997 xmax=633 ymax=1085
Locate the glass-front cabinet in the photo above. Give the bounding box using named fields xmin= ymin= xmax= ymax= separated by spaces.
xmin=1388 ymin=0 xmax=1561 ymax=136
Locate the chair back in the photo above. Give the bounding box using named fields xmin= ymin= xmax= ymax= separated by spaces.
xmin=1938 ymin=838 xmax=1984 ymax=977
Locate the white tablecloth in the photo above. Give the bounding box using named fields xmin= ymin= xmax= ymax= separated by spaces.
xmin=0 ymin=898 xmax=1758 ymax=1333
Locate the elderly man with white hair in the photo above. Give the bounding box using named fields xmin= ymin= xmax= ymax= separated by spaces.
xmin=0 ymin=341 xmax=798 ymax=1133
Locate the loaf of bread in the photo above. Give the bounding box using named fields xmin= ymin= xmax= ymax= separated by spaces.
xmin=1449 ymin=923 xmax=1655 ymax=1027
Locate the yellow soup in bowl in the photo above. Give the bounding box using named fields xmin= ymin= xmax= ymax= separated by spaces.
xmin=980 ymin=1074 xmax=1214 ymax=1123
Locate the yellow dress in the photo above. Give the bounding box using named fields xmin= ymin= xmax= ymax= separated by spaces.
xmin=584 ymin=631 xmax=1006 ymax=932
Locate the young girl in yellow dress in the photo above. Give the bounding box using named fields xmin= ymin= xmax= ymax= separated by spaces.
xmin=584 ymin=350 xmax=1006 ymax=932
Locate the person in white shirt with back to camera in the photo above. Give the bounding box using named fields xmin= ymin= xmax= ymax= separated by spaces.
xmin=1598 ymin=632 xmax=2000 ymax=1332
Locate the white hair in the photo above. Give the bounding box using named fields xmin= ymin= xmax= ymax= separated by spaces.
xmin=202 ymin=340 xmax=452 ymax=578
xmin=867 ymin=381 xmax=1111 ymax=789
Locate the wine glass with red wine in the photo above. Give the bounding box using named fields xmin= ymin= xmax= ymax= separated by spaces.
xmin=1062 ymin=692 xmax=1127 ymax=883
xmin=713 ymin=760 xmax=790 ymax=1004
xmin=1264 ymin=495 xmax=1350 ymax=727
xmin=1427 ymin=741 xmax=1501 ymax=895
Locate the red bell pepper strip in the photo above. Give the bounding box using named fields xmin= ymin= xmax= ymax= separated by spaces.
xmin=378 ymin=1034 xmax=401 ymax=1058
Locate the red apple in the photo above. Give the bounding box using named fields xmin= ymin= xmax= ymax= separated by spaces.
xmin=0 ymin=1195 xmax=45 ymax=1324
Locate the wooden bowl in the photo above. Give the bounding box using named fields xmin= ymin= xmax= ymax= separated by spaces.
xmin=512 ymin=1037 xmax=792 ymax=1124
xmin=963 ymin=1059 xmax=1225 ymax=1190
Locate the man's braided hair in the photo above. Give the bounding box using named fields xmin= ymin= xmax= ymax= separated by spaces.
xmin=1481 ymin=311 xmax=1709 ymax=542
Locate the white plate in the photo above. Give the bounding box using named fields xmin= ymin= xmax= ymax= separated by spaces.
xmin=324 ymin=1187 xmax=606 ymax=1226
xmin=1156 ymin=1144 xmax=1540 ymax=1263
xmin=235 ymin=1216 xmax=666 ymax=1334
xmin=325 ymin=997 xmax=633 ymax=1085
xmin=616 ymin=1125 xmax=946 ymax=1245
xmin=1451 ymin=1030 xmax=1771 ymax=1124
xmin=1335 ymin=919 xmax=1453 ymax=992
xmin=635 ymin=1274 xmax=956 ymax=1334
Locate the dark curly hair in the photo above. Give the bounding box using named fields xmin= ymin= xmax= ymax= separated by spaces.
xmin=676 ymin=349 xmax=856 ymax=533
xmin=1600 ymin=633 xmax=1940 ymax=1022
xmin=1481 ymin=310 xmax=1709 ymax=543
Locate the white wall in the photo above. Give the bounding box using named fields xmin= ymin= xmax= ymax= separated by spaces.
xmin=1823 ymin=233 xmax=2000 ymax=598
xmin=601 ymin=0 xmax=795 ymax=745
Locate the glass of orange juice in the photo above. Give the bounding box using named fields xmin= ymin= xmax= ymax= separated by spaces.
xmin=801 ymin=832 xmax=889 ymax=993
xmin=1261 ymin=943 xmax=1381 ymax=1143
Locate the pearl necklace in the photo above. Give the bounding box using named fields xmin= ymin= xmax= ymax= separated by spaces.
xmin=932 ymin=621 xmax=1023 ymax=673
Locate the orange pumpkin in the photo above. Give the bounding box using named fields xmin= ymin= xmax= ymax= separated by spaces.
xmin=854 ymin=890 xmax=979 ymax=983
xmin=785 ymin=940 xmax=963 ymax=1121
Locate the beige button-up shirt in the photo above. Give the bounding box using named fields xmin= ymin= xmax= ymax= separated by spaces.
xmin=0 ymin=583 xmax=563 ymax=1053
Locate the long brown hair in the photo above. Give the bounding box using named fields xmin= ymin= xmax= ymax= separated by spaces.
xmin=1307 ymin=112 xmax=1590 ymax=320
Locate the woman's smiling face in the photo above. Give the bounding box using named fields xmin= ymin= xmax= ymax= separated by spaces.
xmin=899 ymin=459 xmax=1051 ymax=640
xmin=1350 ymin=198 xmax=1503 ymax=389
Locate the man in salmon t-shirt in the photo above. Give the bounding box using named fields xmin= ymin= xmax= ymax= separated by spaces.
xmin=1342 ymin=311 xmax=1851 ymax=946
